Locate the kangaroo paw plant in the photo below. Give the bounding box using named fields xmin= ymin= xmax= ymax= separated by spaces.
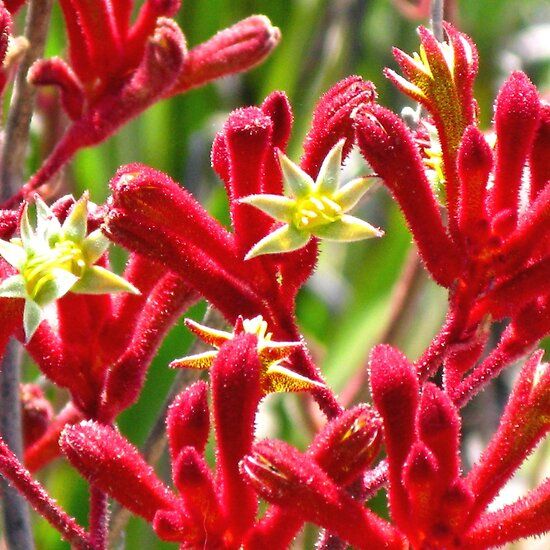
xmin=0 ymin=1 xmax=548 ymax=549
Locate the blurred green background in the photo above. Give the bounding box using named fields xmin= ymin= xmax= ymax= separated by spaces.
xmin=10 ymin=0 xmax=550 ymax=547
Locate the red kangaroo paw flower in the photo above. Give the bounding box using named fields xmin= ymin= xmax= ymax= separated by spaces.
xmin=369 ymin=344 xmax=419 ymax=531
xmin=166 ymin=381 xmax=210 ymax=461
xmin=355 ymin=105 xmax=461 ymax=287
xmin=169 ymin=15 xmax=280 ymax=95
xmin=212 ymin=333 xmax=262 ymax=541
xmin=28 ymin=58 xmax=85 ymax=120
xmin=61 ymin=421 xmax=179 ymax=520
xmin=246 ymin=404 xmax=382 ymax=548
xmin=457 ymin=125 xmax=493 ymax=247
xmin=530 ymin=104 xmax=550 ymax=199
xmin=241 ymin=439 xmax=405 ymax=550
xmin=490 ymin=71 xmax=541 ymax=219
xmin=301 ymin=75 xmax=376 ymax=178
xmin=260 ymin=91 xmax=294 ymax=196
xmin=417 ymin=383 xmax=461 ymax=485
xmin=0 ymin=437 xmax=92 ymax=549
xmin=171 ymin=447 xmax=224 ymax=540
xmin=222 ymin=107 xmax=274 ymax=256
xmin=466 ymin=351 xmax=550 ymax=520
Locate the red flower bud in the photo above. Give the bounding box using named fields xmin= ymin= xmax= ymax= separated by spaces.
xmin=490 ymin=72 xmax=541 ymax=218
xmin=20 ymin=384 xmax=54 ymax=448
xmin=166 ymin=381 xmax=210 ymax=461
xmin=61 ymin=421 xmax=179 ymax=520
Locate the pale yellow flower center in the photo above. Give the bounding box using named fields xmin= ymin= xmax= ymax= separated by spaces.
xmin=22 ymin=239 xmax=85 ymax=300
xmin=293 ymin=195 xmax=342 ymax=230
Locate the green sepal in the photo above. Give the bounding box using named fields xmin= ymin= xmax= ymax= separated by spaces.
xmin=239 ymin=194 xmax=296 ymax=223
xmin=316 ymin=139 xmax=344 ymax=195
xmin=20 ymin=205 xmax=34 ymax=249
xmin=35 ymin=196 xmax=61 ymax=237
xmin=71 ymin=265 xmax=140 ymax=295
xmin=23 ymin=299 xmax=45 ymax=342
xmin=278 ymin=151 xmax=314 ymax=198
xmin=311 ymin=214 xmax=383 ymax=241
xmin=245 ymin=224 xmax=310 ymax=260
xmin=0 ymin=275 xmax=26 ymax=298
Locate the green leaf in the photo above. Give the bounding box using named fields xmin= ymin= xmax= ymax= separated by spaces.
xmin=315 ymin=139 xmax=344 ymax=195
xmin=0 ymin=275 xmax=26 ymax=298
xmin=245 ymin=224 xmax=310 ymax=259
xmin=71 ymin=265 xmax=140 ymax=295
xmin=81 ymin=229 xmax=110 ymax=264
xmin=0 ymin=239 xmax=26 ymax=269
xmin=278 ymin=151 xmax=314 ymax=198
xmin=62 ymin=195 xmax=88 ymax=242
xmin=333 ymin=177 xmax=374 ymax=212
xmin=311 ymin=215 xmax=383 ymax=241
xmin=23 ymin=300 xmax=44 ymax=342
xmin=240 ymin=194 xmax=296 ymax=223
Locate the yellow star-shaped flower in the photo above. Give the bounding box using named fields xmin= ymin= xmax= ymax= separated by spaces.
xmin=0 ymin=195 xmax=139 ymax=340
xmin=240 ymin=139 xmax=383 ymax=260
xmin=170 ymin=315 xmax=324 ymax=394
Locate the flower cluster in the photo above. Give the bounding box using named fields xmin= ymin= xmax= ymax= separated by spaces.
xmin=0 ymin=7 xmax=547 ymax=550
xmin=4 ymin=2 xmax=280 ymax=207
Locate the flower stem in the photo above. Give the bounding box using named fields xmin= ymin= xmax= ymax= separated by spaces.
xmin=108 ymin=306 xmax=225 ymax=546
xmin=430 ymin=0 xmax=445 ymax=41
xmin=89 ymin=485 xmax=109 ymax=550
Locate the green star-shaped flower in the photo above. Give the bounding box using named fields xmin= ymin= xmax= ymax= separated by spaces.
xmin=241 ymin=140 xmax=383 ymax=260
xmin=0 ymin=195 xmax=139 ymax=340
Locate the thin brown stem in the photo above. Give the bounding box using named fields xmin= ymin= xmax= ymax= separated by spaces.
xmin=0 ymin=0 xmax=53 ymax=200
xmin=340 ymin=246 xmax=424 ymax=407
xmin=0 ymin=3 xmax=53 ymax=547
xmin=430 ymin=0 xmax=445 ymax=41
xmin=108 ymin=306 xmax=226 ymax=547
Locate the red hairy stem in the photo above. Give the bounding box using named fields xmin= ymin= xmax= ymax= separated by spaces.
xmin=463 ymin=478 xmax=550 ymax=549
xmin=89 ymin=485 xmax=109 ymax=550
xmin=0 ymin=437 xmax=92 ymax=549
xmin=530 ymin=104 xmax=550 ymax=199
xmin=101 ymin=274 xmax=199 ymax=421
xmin=24 ymin=402 xmax=84 ymax=472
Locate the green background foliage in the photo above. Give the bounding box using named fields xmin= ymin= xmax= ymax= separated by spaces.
xmin=13 ymin=0 xmax=549 ymax=547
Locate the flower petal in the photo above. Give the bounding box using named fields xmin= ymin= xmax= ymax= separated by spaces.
xmin=311 ymin=215 xmax=383 ymax=242
xmin=71 ymin=265 xmax=140 ymax=295
xmin=278 ymin=151 xmax=315 ymax=198
xmin=35 ymin=268 xmax=79 ymax=305
xmin=62 ymin=195 xmax=88 ymax=242
xmin=239 ymin=194 xmax=296 ymax=223
xmin=263 ymin=363 xmax=324 ymax=394
xmin=169 ymin=351 xmax=218 ymax=370
xmin=0 ymin=275 xmax=26 ymax=298
xmin=315 ymin=139 xmax=344 ymax=195
xmin=245 ymin=224 xmax=310 ymax=259
xmin=23 ymin=299 xmax=44 ymax=341
xmin=333 ymin=177 xmax=374 ymax=211
xmin=0 ymin=238 xmax=26 ymax=268
xmin=81 ymin=229 xmax=110 ymax=264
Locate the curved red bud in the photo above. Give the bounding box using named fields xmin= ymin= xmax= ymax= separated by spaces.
xmin=61 ymin=421 xmax=179 ymax=520
xmin=167 ymin=381 xmax=210 ymax=461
